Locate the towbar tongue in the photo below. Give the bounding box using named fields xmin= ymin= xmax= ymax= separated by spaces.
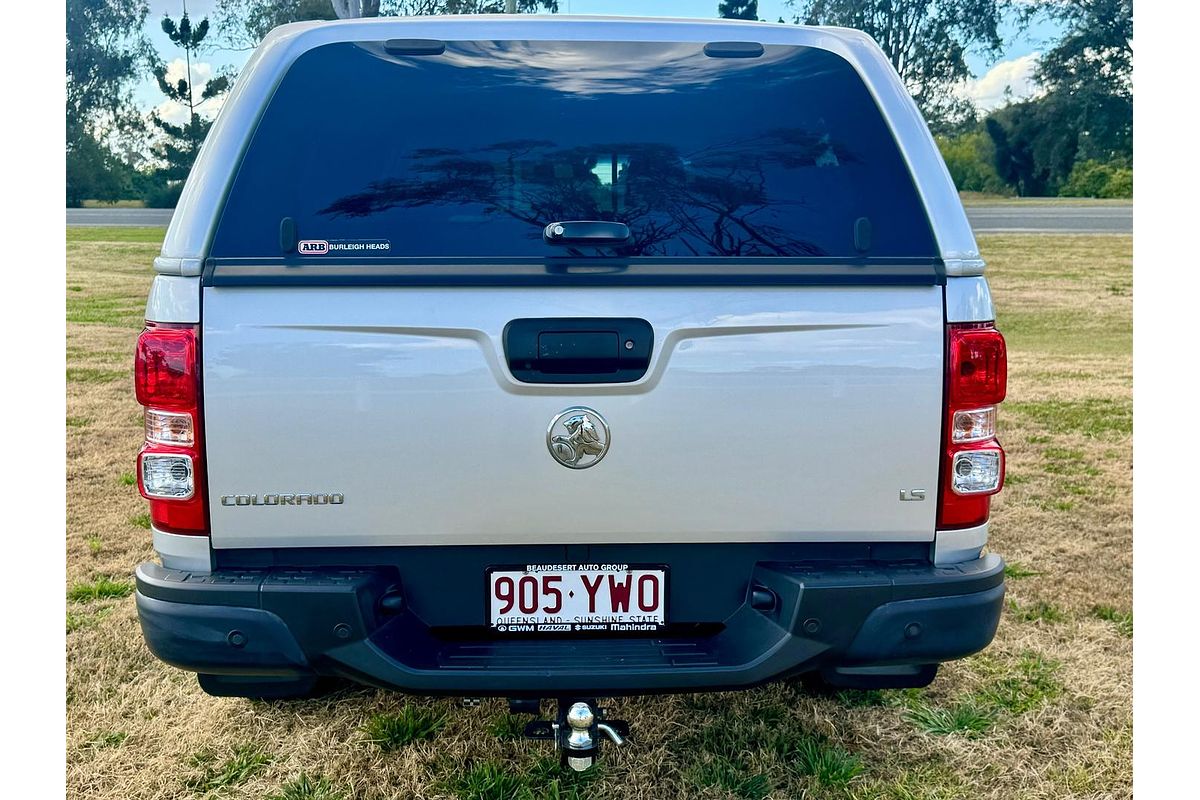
xmin=518 ymin=699 xmax=629 ymax=772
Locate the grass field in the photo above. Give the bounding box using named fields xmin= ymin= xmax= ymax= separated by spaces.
xmin=65 ymin=227 xmax=1132 ymax=800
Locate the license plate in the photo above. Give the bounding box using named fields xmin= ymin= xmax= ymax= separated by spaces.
xmin=488 ymin=564 xmax=667 ymax=633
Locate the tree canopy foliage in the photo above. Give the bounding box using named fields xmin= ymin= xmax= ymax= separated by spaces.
xmin=788 ymin=0 xmax=1006 ymax=128
xmin=718 ymin=1 xmax=759 ymax=20
xmin=977 ymin=0 xmax=1132 ymax=196
xmin=145 ymin=9 xmax=232 ymax=206
xmin=66 ymin=0 xmax=152 ymax=205
xmin=66 ymin=0 xmax=1134 ymax=205
xmin=215 ymin=0 xmax=558 ymax=51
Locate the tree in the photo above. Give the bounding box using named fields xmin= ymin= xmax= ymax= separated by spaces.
xmin=718 ymin=1 xmax=759 ymax=20
xmin=985 ymin=97 xmax=1079 ymax=196
xmin=786 ymin=1 xmax=1007 ymax=128
xmin=145 ymin=7 xmax=231 ymax=205
xmin=66 ymin=0 xmax=152 ymax=205
xmin=332 ymin=0 xmax=380 ymax=16
xmin=215 ymin=0 xmax=557 ymax=52
xmin=982 ymin=0 xmax=1132 ymax=197
xmin=1027 ymin=0 xmax=1132 ymax=162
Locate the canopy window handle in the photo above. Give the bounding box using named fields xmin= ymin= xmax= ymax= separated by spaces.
xmin=543 ymin=221 xmax=631 ymax=245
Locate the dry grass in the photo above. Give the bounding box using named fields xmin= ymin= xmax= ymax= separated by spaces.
xmin=66 ymin=229 xmax=1132 ymax=800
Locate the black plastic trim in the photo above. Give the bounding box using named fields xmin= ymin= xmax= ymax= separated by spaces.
xmin=704 ymin=41 xmax=765 ymax=58
xmin=504 ymin=317 xmax=653 ymax=383
xmin=202 ymin=257 xmax=946 ymax=288
xmin=134 ymin=551 xmax=1005 ymax=696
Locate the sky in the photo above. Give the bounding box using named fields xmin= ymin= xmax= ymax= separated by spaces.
xmin=139 ymin=0 xmax=1064 ymax=124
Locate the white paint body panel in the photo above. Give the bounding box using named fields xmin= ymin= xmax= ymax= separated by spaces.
xmin=934 ymin=522 xmax=989 ymax=565
xmin=153 ymin=526 xmax=212 ymax=572
xmin=203 ymin=286 xmax=945 ymax=548
xmin=944 ymin=276 xmax=995 ymax=323
xmin=146 ymin=276 xmax=201 ymax=323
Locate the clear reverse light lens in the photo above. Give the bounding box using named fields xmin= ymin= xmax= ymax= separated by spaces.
xmin=141 ymin=454 xmax=194 ymax=499
xmin=145 ymin=409 xmax=194 ymax=445
xmin=951 ymin=449 xmax=1003 ymax=495
xmin=952 ymin=407 xmax=996 ymax=443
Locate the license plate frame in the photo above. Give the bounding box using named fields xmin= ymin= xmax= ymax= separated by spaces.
xmin=486 ymin=563 xmax=669 ymax=634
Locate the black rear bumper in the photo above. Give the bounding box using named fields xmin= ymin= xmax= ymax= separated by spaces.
xmin=134 ymin=551 xmax=1005 ymax=696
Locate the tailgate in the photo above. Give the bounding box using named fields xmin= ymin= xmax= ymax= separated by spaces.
xmin=201 ymin=284 xmax=944 ymax=548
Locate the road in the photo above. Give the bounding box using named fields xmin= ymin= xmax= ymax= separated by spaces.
xmin=66 ymin=204 xmax=1133 ymax=234
xmin=962 ymin=203 xmax=1131 ymax=234
xmin=67 ymin=208 xmax=175 ymax=227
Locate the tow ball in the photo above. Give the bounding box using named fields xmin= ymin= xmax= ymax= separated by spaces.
xmin=520 ymin=699 xmax=629 ymax=771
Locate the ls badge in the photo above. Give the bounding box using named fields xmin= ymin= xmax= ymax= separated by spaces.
xmin=547 ymin=407 xmax=610 ymax=469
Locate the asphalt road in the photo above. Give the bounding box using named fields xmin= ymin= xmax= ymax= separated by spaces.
xmin=67 ymin=208 xmax=175 ymax=227
xmin=963 ymin=203 xmax=1131 ymax=234
xmin=66 ymin=204 xmax=1133 ymax=234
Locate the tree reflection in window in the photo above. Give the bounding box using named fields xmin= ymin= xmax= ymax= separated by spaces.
xmin=319 ymin=129 xmax=856 ymax=257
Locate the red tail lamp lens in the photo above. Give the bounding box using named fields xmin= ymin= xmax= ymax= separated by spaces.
xmin=948 ymin=325 xmax=1007 ymax=407
xmin=135 ymin=325 xmax=197 ymax=408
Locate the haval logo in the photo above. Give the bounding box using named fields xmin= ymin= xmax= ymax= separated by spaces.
xmin=298 ymin=239 xmax=328 ymax=255
xmin=546 ymin=407 xmax=610 ymax=469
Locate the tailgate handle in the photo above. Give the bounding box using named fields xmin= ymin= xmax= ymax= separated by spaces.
xmin=504 ymin=318 xmax=653 ymax=384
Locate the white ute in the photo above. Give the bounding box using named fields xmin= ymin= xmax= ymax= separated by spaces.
xmin=132 ymin=16 xmax=1008 ymax=768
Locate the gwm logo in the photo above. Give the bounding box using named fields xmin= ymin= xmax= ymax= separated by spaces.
xmin=298 ymin=239 xmax=329 ymax=255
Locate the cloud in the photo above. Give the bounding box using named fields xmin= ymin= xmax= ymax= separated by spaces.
xmin=152 ymin=58 xmax=227 ymax=125
xmin=955 ymin=53 xmax=1043 ymax=112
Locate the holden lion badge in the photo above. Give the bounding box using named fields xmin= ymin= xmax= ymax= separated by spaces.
xmin=546 ymin=407 xmax=610 ymax=469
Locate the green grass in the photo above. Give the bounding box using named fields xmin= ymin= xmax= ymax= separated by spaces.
xmin=904 ymin=700 xmax=996 ymax=737
xmin=66 ymin=366 xmax=129 ymax=384
xmin=1008 ymin=398 xmax=1132 ymax=437
xmin=443 ymin=757 xmax=600 ymax=800
xmin=65 ymin=292 xmax=147 ymax=327
xmin=362 ymin=707 xmax=446 ymax=751
xmin=85 ymin=537 xmax=103 ymax=554
xmin=786 ymin=735 xmax=865 ymax=787
xmin=66 ymin=226 xmax=165 ymax=244
xmin=66 ymin=416 xmax=91 ymax=428
xmin=832 ymin=688 xmax=888 ymax=707
xmin=67 ymin=606 xmax=114 ymax=633
xmin=1004 ymin=562 xmax=1041 ymax=579
xmin=129 ymin=513 xmax=152 ymax=529
xmin=975 ymin=652 xmax=1063 ymax=714
xmin=1010 ymin=599 xmax=1068 ymax=624
xmin=67 ymin=576 xmax=133 ymax=603
xmin=685 ymin=757 xmax=772 ymax=800
xmin=119 ymin=471 xmax=138 ymax=486
xmin=678 ymin=701 xmax=864 ymax=796
xmin=488 ymin=713 xmax=528 ymax=740
xmin=869 ymin=764 xmax=969 ymax=800
xmin=184 ymin=744 xmax=272 ymax=793
xmin=84 ymin=731 xmax=127 ymax=749
xmin=999 ymin=307 xmax=1131 ymax=357
xmin=1092 ymin=605 xmax=1133 ymax=637
xmin=447 ymin=761 xmax=532 ymax=800
xmin=266 ymin=774 xmax=345 ymax=800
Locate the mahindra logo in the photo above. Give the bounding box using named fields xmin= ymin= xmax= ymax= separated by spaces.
xmin=220 ymin=493 xmax=344 ymax=506
xmin=297 ymin=239 xmax=328 ymax=255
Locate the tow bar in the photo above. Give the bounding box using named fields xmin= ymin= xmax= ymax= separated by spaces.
xmin=518 ymin=699 xmax=629 ymax=771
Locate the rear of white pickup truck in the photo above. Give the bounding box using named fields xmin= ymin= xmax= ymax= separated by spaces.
xmin=133 ymin=17 xmax=1006 ymax=708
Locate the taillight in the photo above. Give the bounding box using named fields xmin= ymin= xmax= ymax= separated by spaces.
xmin=939 ymin=322 xmax=1007 ymax=529
xmin=135 ymin=322 xmax=207 ymax=535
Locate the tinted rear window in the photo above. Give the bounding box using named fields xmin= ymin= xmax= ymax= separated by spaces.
xmin=211 ymin=40 xmax=936 ymax=261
